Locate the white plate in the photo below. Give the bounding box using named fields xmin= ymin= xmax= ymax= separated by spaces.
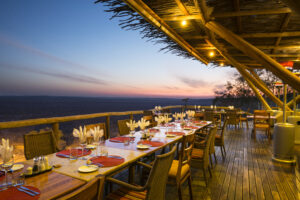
xmin=136 ymin=144 xmax=150 ymax=149
xmin=11 ymin=164 xmax=24 ymax=171
xmin=166 ymin=134 xmax=176 ymax=137
xmin=78 ymin=165 xmax=99 ymax=173
xmin=86 ymin=145 xmax=96 ymax=149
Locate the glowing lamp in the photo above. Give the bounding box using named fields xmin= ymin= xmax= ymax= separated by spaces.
xmin=181 ymin=20 xmax=187 ymax=26
xmin=209 ymin=51 xmax=215 ymax=57
xmin=220 ymin=62 xmax=224 ymax=67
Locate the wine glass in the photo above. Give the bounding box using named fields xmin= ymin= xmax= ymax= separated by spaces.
xmin=79 ymin=136 xmax=87 ymax=160
xmin=0 ymin=151 xmax=14 ymax=189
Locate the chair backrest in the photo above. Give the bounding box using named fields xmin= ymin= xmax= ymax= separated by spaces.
xmin=143 ymin=115 xmax=154 ymax=127
xmin=85 ymin=123 xmax=108 ymax=139
xmin=194 ymin=112 xmax=204 ymax=120
xmin=226 ymin=110 xmax=238 ymax=124
xmin=143 ymin=110 xmax=153 ymax=116
xmin=117 ymin=119 xmax=130 ymax=136
xmin=24 ymin=129 xmax=57 ymax=160
xmin=209 ymin=126 xmax=217 ymax=154
xmin=204 ymin=111 xmax=214 ymax=122
xmin=254 ymin=110 xmax=270 ymax=125
xmin=57 ymin=176 xmax=105 ymax=200
xmin=145 ymin=146 xmax=176 ymax=200
xmin=219 ymin=117 xmax=228 ymax=143
xmin=201 ymin=127 xmax=214 ymax=168
xmin=176 ymin=134 xmax=195 ymax=181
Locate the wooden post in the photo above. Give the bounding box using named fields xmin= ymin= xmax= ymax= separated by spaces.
xmin=243 ymin=76 xmax=272 ymax=110
xmin=214 ymin=50 xmax=291 ymax=111
xmin=52 ymin=123 xmax=60 ymax=141
xmin=205 ymin=21 xmax=300 ymax=92
xmin=106 ymin=116 xmax=110 ymax=138
xmin=129 ymin=114 xmax=133 ymax=120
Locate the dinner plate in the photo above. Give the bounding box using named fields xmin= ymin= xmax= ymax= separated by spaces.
xmin=78 ymin=165 xmax=99 ymax=173
xmin=86 ymin=145 xmax=96 ymax=149
xmin=166 ymin=134 xmax=176 ymax=137
xmin=11 ymin=164 xmax=24 ymax=171
xmin=136 ymin=144 xmax=150 ymax=149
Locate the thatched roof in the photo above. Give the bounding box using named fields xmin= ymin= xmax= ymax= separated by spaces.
xmin=95 ymin=0 xmax=300 ymax=70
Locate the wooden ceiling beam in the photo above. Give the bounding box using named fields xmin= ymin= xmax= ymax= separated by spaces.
xmin=233 ymin=0 xmax=242 ymax=33
xmin=280 ymin=0 xmax=300 ymax=15
xmin=120 ymin=0 xmax=208 ymax=64
xmin=185 ymin=31 xmax=300 ymax=39
xmin=195 ymin=44 xmax=300 ymax=50
xmin=230 ymin=54 xmax=300 ymax=57
xmin=163 ymin=8 xmax=291 ymax=21
xmin=206 ymin=21 xmax=300 ymax=91
xmin=211 ymin=7 xmax=291 ymax=18
xmin=271 ymin=13 xmax=292 ymax=54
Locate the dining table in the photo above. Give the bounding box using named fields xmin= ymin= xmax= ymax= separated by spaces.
xmin=1 ymin=120 xmax=212 ymax=199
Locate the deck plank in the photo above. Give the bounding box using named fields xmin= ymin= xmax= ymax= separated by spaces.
xmin=165 ymin=125 xmax=299 ymax=200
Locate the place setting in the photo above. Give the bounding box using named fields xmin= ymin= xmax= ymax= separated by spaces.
xmin=0 ymin=139 xmax=40 ymax=199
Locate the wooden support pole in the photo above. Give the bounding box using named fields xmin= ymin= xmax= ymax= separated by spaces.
xmin=206 ymin=21 xmax=300 ymax=92
xmin=243 ymin=76 xmax=272 ymax=110
xmin=106 ymin=116 xmax=110 ymax=138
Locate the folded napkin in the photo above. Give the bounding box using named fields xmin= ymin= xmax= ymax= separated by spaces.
xmin=186 ymin=110 xmax=195 ymax=118
xmin=138 ymin=140 xmax=165 ymax=147
xmin=126 ymin=120 xmax=138 ymax=131
xmin=163 ymin=115 xmax=172 ymax=123
xmin=73 ymin=126 xmax=91 ymax=143
xmin=154 ymin=116 xmax=165 ymax=125
xmin=56 ymin=149 xmax=91 ymax=158
xmin=166 ymin=131 xmax=185 ymax=136
xmin=109 ymin=136 xmax=134 ymax=143
xmin=0 ymin=138 xmax=13 ymax=164
xmin=138 ymin=118 xmax=150 ymax=130
xmin=0 ymin=186 xmax=40 ymax=200
xmin=88 ymin=126 xmax=104 ymax=142
xmin=90 ymin=155 xmax=125 ymax=167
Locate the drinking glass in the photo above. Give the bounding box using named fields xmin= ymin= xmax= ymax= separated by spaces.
xmin=0 ymin=152 xmax=14 ymax=189
xmin=79 ymin=136 xmax=87 ymax=160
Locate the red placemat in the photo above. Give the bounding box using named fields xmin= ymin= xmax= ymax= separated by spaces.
xmin=183 ymin=126 xmax=199 ymax=129
xmin=90 ymin=155 xmax=125 ymax=167
xmin=166 ymin=131 xmax=185 ymax=136
xmin=149 ymin=128 xmax=160 ymax=133
xmin=56 ymin=149 xmax=91 ymax=158
xmin=138 ymin=140 xmax=165 ymax=147
xmin=109 ymin=136 xmax=134 ymax=143
xmin=0 ymin=186 xmax=40 ymax=200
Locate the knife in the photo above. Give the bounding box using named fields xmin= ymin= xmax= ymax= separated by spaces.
xmin=20 ymin=186 xmax=40 ymax=195
xmin=56 ymin=154 xmax=69 ymax=158
xmin=17 ymin=187 xmax=36 ymax=196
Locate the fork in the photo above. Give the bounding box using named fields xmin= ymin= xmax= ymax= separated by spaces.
xmin=20 ymin=186 xmax=40 ymax=195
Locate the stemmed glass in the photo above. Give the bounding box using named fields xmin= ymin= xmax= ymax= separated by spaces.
xmin=79 ymin=136 xmax=87 ymax=160
xmin=0 ymin=149 xmax=14 ymax=189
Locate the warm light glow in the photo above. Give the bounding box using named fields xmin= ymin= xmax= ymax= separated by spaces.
xmin=181 ymin=20 xmax=187 ymax=26
xmin=209 ymin=51 xmax=215 ymax=57
xmin=220 ymin=62 xmax=224 ymax=67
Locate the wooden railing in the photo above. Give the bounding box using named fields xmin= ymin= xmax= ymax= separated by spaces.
xmin=0 ymin=105 xmax=230 ymax=144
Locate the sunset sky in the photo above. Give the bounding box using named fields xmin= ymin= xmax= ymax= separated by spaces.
xmin=0 ymin=0 xmax=236 ymax=98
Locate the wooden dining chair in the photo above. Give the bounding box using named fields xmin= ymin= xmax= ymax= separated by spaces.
xmin=204 ymin=111 xmax=221 ymax=127
xmin=105 ymin=146 xmax=176 ymax=200
xmin=253 ymin=110 xmax=271 ymax=139
xmin=168 ymin=134 xmax=195 ymax=200
xmin=86 ymin=123 xmax=108 ymax=139
xmin=226 ymin=110 xmax=240 ymax=129
xmin=24 ymin=129 xmax=57 ymax=160
xmin=191 ymin=127 xmax=215 ymax=186
xmin=194 ymin=112 xmax=204 ymax=120
xmin=215 ymin=117 xmax=228 ymax=158
xmin=143 ymin=115 xmax=154 ymax=128
xmin=239 ymin=109 xmax=250 ymax=129
xmin=57 ymin=176 xmax=105 ymax=200
xmin=117 ymin=119 xmax=130 ymax=136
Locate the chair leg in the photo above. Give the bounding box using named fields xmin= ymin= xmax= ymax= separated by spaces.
xmin=209 ymin=154 xmax=213 ymax=167
xmin=208 ymin=165 xmax=212 ymax=178
xmin=246 ymin=120 xmax=249 ymax=129
xmin=220 ymin=146 xmax=225 ymax=158
xmin=188 ymin=176 xmax=193 ymax=200
xmin=222 ymin=145 xmax=226 ymax=155
xmin=203 ymin=169 xmax=208 ymax=187
xmin=214 ymin=152 xmax=217 ymax=164
xmin=177 ymin=184 xmax=183 ymax=200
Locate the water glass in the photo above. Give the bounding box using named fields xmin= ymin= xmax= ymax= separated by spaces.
xmin=101 ymin=148 xmax=108 ymax=157
xmin=13 ymin=173 xmax=25 ymax=186
xmin=124 ymin=139 xmax=130 ymax=146
xmin=69 ymin=148 xmax=78 ymax=160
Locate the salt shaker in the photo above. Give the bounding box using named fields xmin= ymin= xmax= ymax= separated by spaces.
xmin=40 ymin=156 xmax=46 ymax=171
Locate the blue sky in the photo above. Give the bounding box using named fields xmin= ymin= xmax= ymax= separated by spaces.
xmin=0 ymin=0 xmax=236 ymax=98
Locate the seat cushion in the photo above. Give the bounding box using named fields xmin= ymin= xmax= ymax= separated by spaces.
xmin=255 ymin=124 xmax=269 ymax=129
xmin=191 ymin=148 xmax=204 ymax=159
xmin=215 ymin=134 xmax=221 ymax=139
xmin=168 ymin=160 xmax=190 ymax=178
xmin=106 ymin=187 xmax=147 ymax=200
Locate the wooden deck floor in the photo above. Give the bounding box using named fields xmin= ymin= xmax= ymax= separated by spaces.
xmin=165 ymin=125 xmax=300 ymax=200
